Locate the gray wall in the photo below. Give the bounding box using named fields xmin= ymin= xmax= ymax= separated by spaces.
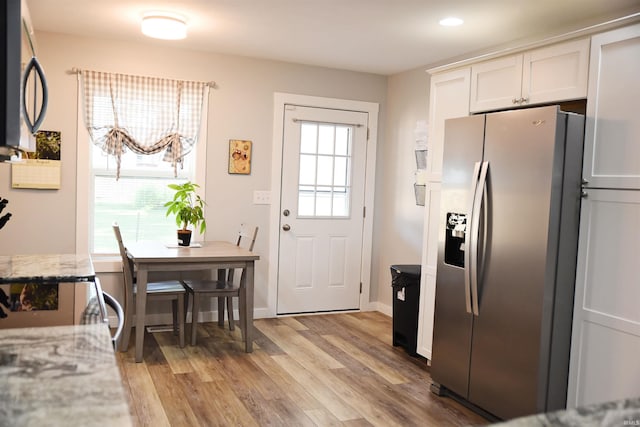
xmin=374 ymin=67 xmax=430 ymax=311
xmin=0 ymin=31 xmax=429 ymax=316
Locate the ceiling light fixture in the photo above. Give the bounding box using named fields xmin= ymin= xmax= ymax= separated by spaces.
xmin=439 ymin=17 xmax=464 ymax=27
xmin=141 ymin=12 xmax=187 ymax=40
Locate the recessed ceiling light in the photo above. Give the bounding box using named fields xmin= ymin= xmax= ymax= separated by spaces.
xmin=439 ymin=17 xmax=464 ymax=27
xmin=141 ymin=12 xmax=187 ymax=40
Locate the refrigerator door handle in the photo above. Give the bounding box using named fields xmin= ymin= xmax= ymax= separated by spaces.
xmin=470 ymin=161 xmax=489 ymax=316
xmin=464 ymin=161 xmax=482 ymax=314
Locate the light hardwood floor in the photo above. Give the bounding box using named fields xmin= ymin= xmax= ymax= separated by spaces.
xmin=115 ymin=311 xmax=489 ymax=426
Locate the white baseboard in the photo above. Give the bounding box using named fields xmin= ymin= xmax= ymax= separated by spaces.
xmin=107 ymin=306 xmax=391 ymax=328
xmin=371 ymin=301 xmax=392 ymax=317
xmin=107 ymin=307 xmax=273 ymax=328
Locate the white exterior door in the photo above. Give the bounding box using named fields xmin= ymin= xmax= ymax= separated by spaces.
xmin=277 ymin=105 xmax=368 ymax=314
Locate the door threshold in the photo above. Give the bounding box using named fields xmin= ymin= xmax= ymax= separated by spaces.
xmin=276 ymin=308 xmax=360 ymax=317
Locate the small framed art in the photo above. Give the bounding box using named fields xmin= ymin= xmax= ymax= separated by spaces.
xmin=228 ymin=139 xmax=252 ymax=174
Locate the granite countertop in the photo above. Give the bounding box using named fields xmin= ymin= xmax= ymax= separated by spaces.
xmin=0 ymin=254 xmax=95 ymax=283
xmin=491 ymin=397 xmax=640 ymax=427
xmin=0 ymin=324 xmax=132 ymax=426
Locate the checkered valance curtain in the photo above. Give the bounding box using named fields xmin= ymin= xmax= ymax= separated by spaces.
xmin=80 ymin=70 xmax=207 ymax=179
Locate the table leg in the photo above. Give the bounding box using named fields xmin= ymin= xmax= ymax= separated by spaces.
xmin=244 ymin=261 xmax=254 ymax=352
xmin=217 ymin=268 xmax=225 ymax=327
xmin=135 ymin=268 xmax=148 ymax=363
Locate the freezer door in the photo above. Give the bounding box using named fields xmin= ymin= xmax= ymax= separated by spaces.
xmin=431 ymin=114 xmax=485 ymax=398
xmin=467 ymin=106 xmax=566 ymax=419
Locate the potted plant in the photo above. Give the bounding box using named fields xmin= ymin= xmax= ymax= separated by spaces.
xmin=164 ymin=182 xmax=207 ymax=246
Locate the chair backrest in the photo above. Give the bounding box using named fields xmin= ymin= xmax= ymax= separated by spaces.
xmin=228 ymin=224 xmax=259 ymax=283
xmin=236 ymin=223 xmax=259 ymax=251
xmin=112 ymin=222 xmax=135 ymax=311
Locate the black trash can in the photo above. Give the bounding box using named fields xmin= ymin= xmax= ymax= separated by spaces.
xmin=390 ymin=264 xmax=421 ymax=356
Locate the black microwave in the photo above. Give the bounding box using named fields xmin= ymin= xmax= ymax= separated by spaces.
xmin=1 ymin=0 xmax=47 ymax=159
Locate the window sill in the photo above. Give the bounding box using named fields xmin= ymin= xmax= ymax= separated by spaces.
xmin=91 ymin=254 xmax=122 ymax=273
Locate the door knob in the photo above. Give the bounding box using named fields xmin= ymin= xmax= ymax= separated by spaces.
xmin=282 ymin=224 xmax=291 ymax=231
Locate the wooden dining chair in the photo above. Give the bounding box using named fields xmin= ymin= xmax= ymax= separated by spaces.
xmin=112 ymin=222 xmax=186 ymax=351
xmin=182 ymin=224 xmax=258 ymax=345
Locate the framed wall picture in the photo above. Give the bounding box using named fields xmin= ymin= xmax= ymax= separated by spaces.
xmin=228 ymin=139 xmax=252 ymax=174
xmin=34 ymin=130 xmax=61 ymax=160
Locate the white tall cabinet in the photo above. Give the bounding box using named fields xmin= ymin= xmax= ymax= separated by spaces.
xmin=416 ymin=68 xmax=470 ymax=359
xmin=568 ymin=23 xmax=640 ymax=408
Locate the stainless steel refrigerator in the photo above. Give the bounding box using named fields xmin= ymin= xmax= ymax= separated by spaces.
xmin=430 ymin=105 xmax=584 ymax=420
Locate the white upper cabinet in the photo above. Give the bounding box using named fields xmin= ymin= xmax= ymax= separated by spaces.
xmin=426 ymin=68 xmax=471 ymax=178
xmin=582 ymin=23 xmax=640 ymax=190
xmin=470 ymin=38 xmax=590 ymax=113
xmin=470 ymin=55 xmax=523 ymax=113
xmin=522 ymin=38 xmax=589 ymax=106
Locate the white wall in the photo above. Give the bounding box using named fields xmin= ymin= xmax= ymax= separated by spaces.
xmin=0 ymin=31 xmax=431 ymax=319
xmin=370 ymin=67 xmax=430 ymax=313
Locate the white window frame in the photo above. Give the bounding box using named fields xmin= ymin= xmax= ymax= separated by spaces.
xmin=75 ymin=78 xmax=208 ymax=273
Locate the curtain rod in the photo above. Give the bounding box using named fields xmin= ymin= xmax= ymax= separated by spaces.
xmin=68 ymin=67 xmax=217 ymax=89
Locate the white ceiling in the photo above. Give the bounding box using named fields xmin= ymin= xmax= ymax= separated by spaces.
xmin=27 ymin=0 xmax=640 ymax=75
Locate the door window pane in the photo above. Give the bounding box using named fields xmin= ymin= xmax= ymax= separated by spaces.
xmin=316 ymin=156 xmax=334 ymax=186
xmin=335 ymin=127 xmax=350 ymax=155
xmin=334 ymin=157 xmax=348 ymax=186
xmin=318 ymin=125 xmax=334 ymax=155
xmin=299 ymin=154 xmax=317 ymax=185
xmin=315 ymin=187 xmax=333 ymax=216
xmin=297 ymin=121 xmax=353 ymax=218
xmin=298 ymin=186 xmax=315 ymax=216
xmin=300 ymin=123 xmax=317 ymax=153
xmin=332 ymin=191 xmax=349 ymax=216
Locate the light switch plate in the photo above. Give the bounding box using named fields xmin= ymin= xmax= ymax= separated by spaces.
xmin=253 ymin=190 xmax=271 ymax=205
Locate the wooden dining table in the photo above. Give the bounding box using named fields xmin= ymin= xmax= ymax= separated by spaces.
xmin=124 ymin=240 xmax=259 ymax=363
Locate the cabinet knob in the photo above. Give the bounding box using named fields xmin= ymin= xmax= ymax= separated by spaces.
xmin=520 ymin=97 xmax=529 ymax=104
xmin=512 ymin=98 xmax=519 ymax=104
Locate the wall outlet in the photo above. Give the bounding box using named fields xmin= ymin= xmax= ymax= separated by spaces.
xmin=253 ymin=190 xmax=271 ymax=205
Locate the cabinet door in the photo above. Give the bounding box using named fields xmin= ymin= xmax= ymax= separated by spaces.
xmin=426 ymin=68 xmax=471 ymax=177
xmin=567 ymin=189 xmax=640 ymax=407
xmin=417 ymin=183 xmax=440 ymax=360
xmin=522 ymin=38 xmax=589 ymax=105
xmin=583 ymin=24 xmax=640 ymax=190
xmin=470 ymin=55 xmax=522 ymax=113
xmin=417 ymin=68 xmax=470 ymax=360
